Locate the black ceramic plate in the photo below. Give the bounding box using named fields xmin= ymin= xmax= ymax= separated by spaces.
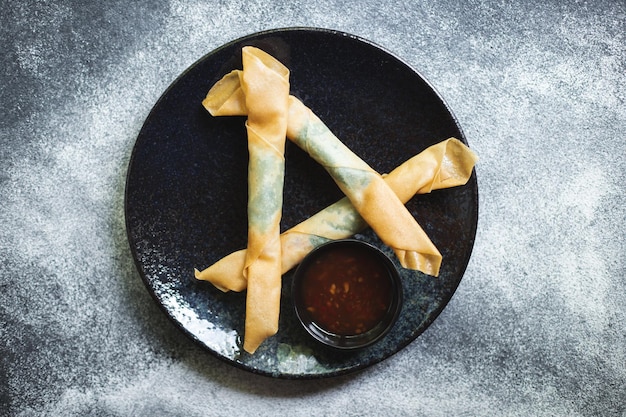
xmin=125 ymin=27 xmax=478 ymax=379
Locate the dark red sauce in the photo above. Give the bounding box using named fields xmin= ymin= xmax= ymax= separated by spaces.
xmin=299 ymin=244 xmax=393 ymax=336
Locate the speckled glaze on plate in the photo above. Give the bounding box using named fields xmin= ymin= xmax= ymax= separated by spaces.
xmin=125 ymin=27 xmax=478 ymax=379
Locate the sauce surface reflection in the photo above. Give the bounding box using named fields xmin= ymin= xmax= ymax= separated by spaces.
xmin=299 ymin=244 xmax=394 ymax=336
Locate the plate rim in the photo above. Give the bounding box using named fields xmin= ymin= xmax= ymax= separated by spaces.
xmin=124 ymin=26 xmax=479 ymax=379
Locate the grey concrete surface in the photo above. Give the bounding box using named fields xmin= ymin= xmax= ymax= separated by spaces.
xmin=1 ymin=0 xmax=624 ymax=415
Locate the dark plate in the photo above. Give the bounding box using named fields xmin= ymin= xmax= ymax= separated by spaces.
xmin=125 ymin=27 xmax=478 ymax=379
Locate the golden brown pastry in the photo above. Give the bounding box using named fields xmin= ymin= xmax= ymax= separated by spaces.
xmin=237 ymin=46 xmax=289 ymax=353
xmin=195 ymin=138 xmax=478 ymax=292
xmin=202 ymin=69 xmax=461 ymax=275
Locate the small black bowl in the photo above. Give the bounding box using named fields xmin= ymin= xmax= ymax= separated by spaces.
xmin=292 ymin=239 xmax=403 ymax=350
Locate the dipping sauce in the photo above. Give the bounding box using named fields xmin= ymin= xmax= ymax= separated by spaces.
xmin=298 ymin=242 xmax=394 ymax=336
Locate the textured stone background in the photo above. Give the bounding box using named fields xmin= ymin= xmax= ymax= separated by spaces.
xmin=1 ymin=0 xmax=624 ymax=415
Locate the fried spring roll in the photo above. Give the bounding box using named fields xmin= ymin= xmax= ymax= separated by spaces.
xmin=237 ymin=47 xmax=289 ymax=353
xmin=202 ymin=69 xmax=446 ymax=274
xmin=195 ymin=138 xmax=478 ymax=292
xmin=286 ymin=97 xmax=443 ymax=273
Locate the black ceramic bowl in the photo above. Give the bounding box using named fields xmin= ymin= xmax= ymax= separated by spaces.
xmin=292 ymin=239 xmax=403 ymax=350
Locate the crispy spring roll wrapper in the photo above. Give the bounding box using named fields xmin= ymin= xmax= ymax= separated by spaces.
xmin=202 ymin=70 xmax=442 ymax=273
xmin=286 ymin=97 xmax=443 ymax=273
xmin=239 ymin=47 xmax=289 ymax=353
xmin=195 ymin=138 xmax=478 ymax=292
